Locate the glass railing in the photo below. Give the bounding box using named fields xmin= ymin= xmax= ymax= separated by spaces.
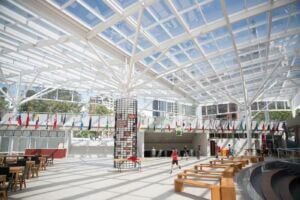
xmin=277 ymin=148 xmax=300 ymax=162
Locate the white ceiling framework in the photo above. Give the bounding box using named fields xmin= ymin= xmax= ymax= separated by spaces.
xmin=0 ymin=0 xmax=299 ymax=107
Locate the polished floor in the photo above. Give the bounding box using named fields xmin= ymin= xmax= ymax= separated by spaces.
xmin=9 ymin=157 xmax=249 ymax=200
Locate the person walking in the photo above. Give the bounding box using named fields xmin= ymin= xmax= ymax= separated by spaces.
xmin=170 ymin=148 xmax=181 ymax=174
xmin=183 ymin=145 xmax=189 ymax=160
xmin=197 ymin=145 xmax=201 ymax=160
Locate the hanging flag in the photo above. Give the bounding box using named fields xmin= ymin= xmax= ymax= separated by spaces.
xmin=262 ymin=123 xmax=265 ymax=132
xmin=46 ymin=113 xmax=49 ymax=129
xmin=167 ymin=124 xmax=171 ymax=132
xmin=88 ymin=116 xmax=92 ymax=130
xmin=239 ymin=120 xmax=244 ymax=132
xmin=106 ymin=116 xmax=109 ymax=130
xmin=147 ymin=117 xmax=150 ymax=130
xmin=7 ymin=117 xmax=11 ymax=128
xmin=232 ymin=121 xmax=235 ymax=131
xmin=220 ymin=121 xmax=224 ymax=133
xmin=60 ymin=114 xmax=64 ymax=123
xmin=53 ymin=114 xmax=57 ymax=130
xmin=182 ymin=121 xmax=185 ymax=127
xmin=176 ymin=126 xmax=182 ymax=136
xmin=227 ymin=121 xmax=230 ymax=131
xmin=63 ymin=114 xmax=66 ymax=125
xmin=267 ymin=124 xmax=270 ymax=131
xmin=25 ymin=113 xmax=30 ymax=128
xmin=188 ymin=123 xmax=192 ymax=132
xmin=35 ymin=115 xmax=40 ymax=130
xmin=17 ymin=114 xmax=22 ymax=127
xmin=72 ymin=118 xmax=75 ymax=129
xmin=271 ymin=123 xmax=276 ymax=132
xmin=80 ymin=115 xmax=83 ymax=130
xmin=254 ymin=122 xmax=259 ymax=131
xmin=97 ymin=115 xmax=100 ymax=131
xmin=276 ymin=122 xmax=280 ymax=131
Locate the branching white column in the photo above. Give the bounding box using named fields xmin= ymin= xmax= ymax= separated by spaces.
xmin=245 ymin=106 xmax=252 ymax=152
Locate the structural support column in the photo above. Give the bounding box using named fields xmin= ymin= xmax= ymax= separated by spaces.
xmin=245 ymin=106 xmax=252 ymax=153
xmin=137 ymin=131 xmax=144 ymax=158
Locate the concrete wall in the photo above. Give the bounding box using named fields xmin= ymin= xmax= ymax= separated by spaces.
xmin=144 ymin=132 xmax=196 ymax=151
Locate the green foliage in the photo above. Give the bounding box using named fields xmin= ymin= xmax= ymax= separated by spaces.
xmin=89 ymin=104 xmax=112 ymax=115
xmin=76 ymin=130 xmax=97 ymax=138
xmin=252 ymin=111 xmax=293 ymax=121
xmin=0 ymin=96 xmax=8 ymax=112
xmin=20 ymin=100 xmax=82 ymax=113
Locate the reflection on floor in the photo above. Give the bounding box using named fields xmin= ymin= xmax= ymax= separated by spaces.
xmin=8 ymin=157 xmax=247 ymax=200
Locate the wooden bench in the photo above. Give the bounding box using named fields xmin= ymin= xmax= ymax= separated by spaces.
xmin=174 ymin=179 xmax=221 ymax=200
xmin=177 ymin=172 xmax=222 ymax=180
xmin=174 ymin=177 xmax=236 ymax=200
xmin=221 ymin=177 xmax=236 ymax=200
xmin=185 ymin=167 xmax=235 ymax=178
xmin=209 ymin=160 xmax=242 ymax=172
xmin=223 ymin=167 xmax=235 ymax=178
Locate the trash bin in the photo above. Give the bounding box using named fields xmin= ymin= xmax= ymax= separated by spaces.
xmin=189 ymin=149 xmax=194 ymax=157
xmin=151 ymin=148 xmax=156 ymax=157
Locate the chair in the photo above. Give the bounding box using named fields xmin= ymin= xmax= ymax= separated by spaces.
xmin=0 ymin=167 xmax=12 ymax=190
xmin=0 ymin=175 xmax=8 ymax=200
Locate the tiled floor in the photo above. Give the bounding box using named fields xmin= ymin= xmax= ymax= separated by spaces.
xmin=8 ymin=157 xmax=249 ymax=200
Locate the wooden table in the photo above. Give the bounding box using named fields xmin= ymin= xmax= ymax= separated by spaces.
xmin=0 ymin=175 xmax=7 ymax=200
xmin=9 ymin=167 xmax=24 ymax=191
xmin=26 ymin=161 xmax=35 ymax=179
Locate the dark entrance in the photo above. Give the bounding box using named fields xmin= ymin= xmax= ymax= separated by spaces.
xmin=210 ymin=140 xmax=216 ymax=156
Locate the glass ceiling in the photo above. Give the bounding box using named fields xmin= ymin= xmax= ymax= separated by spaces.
xmin=0 ymin=0 xmax=299 ymax=105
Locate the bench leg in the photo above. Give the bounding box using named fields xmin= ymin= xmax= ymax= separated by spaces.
xmin=211 ymin=185 xmax=221 ymax=200
xmin=174 ymin=180 xmax=183 ymax=192
xmin=221 ymin=186 xmax=236 ymax=200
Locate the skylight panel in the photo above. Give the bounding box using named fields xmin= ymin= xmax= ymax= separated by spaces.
xmin=115 ymin=21 xmax=135 ymax=36
xmin=169 ymin=45 xmax=181 ymax=54
xmin=148 ymin=25 xmax=170 ymax=42
xmin=83 ymin=0 xmax=114 ymax=19
xmin=224 ymin=0 xmax=245 ymax=15
xmin=186 ymin=48 xmax=201 ymax=59
xmin=160 ymin=58 xmax=175 ymax=68
xmin=66 ymin=1 xmax=101 ymax=27
xmin=115 ymin=0 xmax=137 ymax=9
xmin=1 ymin=0 xmax=34 ymax=19
xmin=235 ymin=30 xmax=250 ymax=44
xmin=246 ymin=0 xmax=268 ymax=9
xmin=197 ymin=33 xmax=213 ymax=43
xmin=172 ymin=0 xmax=195 ymax=12
xmin=138 ymin=36 xmax=152 ymax=49
xmin=256 ymin=24 xmax=267 ymax=38
xmin=134 ymin=9 xmax=156 ymax=28
xmin=232 ymin=19 xmax=248 ymax=32
xmin=202 ymin=42 xmax=218 ymax=54
xmin=101 ymin=27 xmax=124 ymax=43
xmin=180 ymin=40 xmax=194 ymax=49
xmin=216 ymin=36 xmax=232 ymax=49
xmin=201 ymin=0 xmax=224 ymax=23
xmin=212 ymin=26 xmax=228 ymax=38
xmin=149 ymin=0 xmax=172 ymax=20
xmin=271 ymin=18 xmax=288 ymax=35
xmin=174 ymin=53 xmax=189 ymax=63
xmin=143 ymin=56 xmax=153 ymax=64
xmin=152 ymin=63 xmax=165 ymax=73
xmin=119 ymin=40 xmax=133 ymax=54
xmin=182 ymin=8 xmax=205 ymax=29
xmin=163 ymin=18 xmax=184 ymax=36
xmin=248 ymin=12 xmax=267 ymax=26
xmin=288 ymin=14 xmax=300 ymax=30
xmin=53 ymin=0 xmax=68 ymax=6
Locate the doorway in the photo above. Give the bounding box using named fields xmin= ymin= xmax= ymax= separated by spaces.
xmin=210 ymin=140 xmax=216 ymax=156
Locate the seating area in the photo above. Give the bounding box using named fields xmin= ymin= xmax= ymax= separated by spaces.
xmin=0 ymin=154 xmax=55 ymax=200
xmin=250 ymin=160 xmax=300 ymax=200
xmin=173 ymin=156 xmax=263 ymax=200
